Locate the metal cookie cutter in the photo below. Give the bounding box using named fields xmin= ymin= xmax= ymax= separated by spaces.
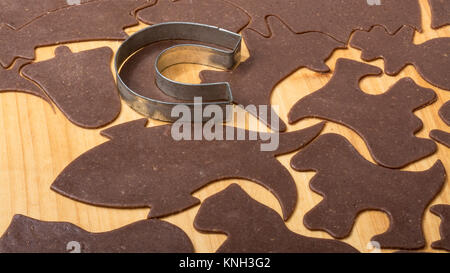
xmin=114 ymin=22 xmax=242 ymax=122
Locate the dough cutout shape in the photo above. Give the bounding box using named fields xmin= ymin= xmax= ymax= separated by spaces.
xmin=439 ymin=101 xmax=450 ymax=125
xmin=428 ymin=0 xmax=450 ymax=29
xmin=430 ymin=205 xmax=450 ymax=251
xmin=289 ymin=58 xmax=437 ymax=169
xmin=22 ymin=46 xmax=121 ymax=129
xmin=51 ymin=119 xmax=325 ymax=220
xmin=195 ymin=184 xmax=359 ymax=253
xmin=290 ymin=133 xmax=446 ymax=250
xmin=0 ymin=215 xmax=193 ymax=253
xmin=430 ymin=130 xmax=450 ymax=148
xmin=351 ymin=26 xmax=450 ymax=91
xmin=430 ymin=102 xmax=450 ymax=148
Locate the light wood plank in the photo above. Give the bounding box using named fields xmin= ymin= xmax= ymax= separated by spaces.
xmin=0 ymin=0 xmax=448 ymax=253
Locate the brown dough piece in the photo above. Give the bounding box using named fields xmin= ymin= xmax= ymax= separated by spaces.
xmin=0 ymin=215 xmax=193 ymax=253
xmin=224 ymin=0 xmax=421 ymax=42
xmin=194 ymin=184 xmax=359 ymax=253
xmin=0 ymin=0 xmax=94 ymax=29
xmin=288 ymin=58 xmax=437 ymax=169
xmin=430 ymin=205 xmax=450 ymax=251
xmin=350 ymin=26 xmax=450 ymax=91
xmin=290 ymin=134 xmax=446 ymax=250
xmin=200 ymin=16 xmax=344 ymax=132
xmin=137 ymin=0 xmax=249 ymax=33
xmin=428 ymin=0 xmax=450 ymax=29
xmin=430 ymin=102 xmax=450 ymax=147
xmin=440 ymin=101 xmax=450 ymax=125
xmin=0 ymin=59 xmax=48 ymax=102
xmin=51 ymin=118 xmax=325 ymax=220
xmin=22 ymin=46 xmax=121 ymax=129
xmin=430 ymin=130 xmax=450 ymax=148
xmin=0 ymin=0 xmax=148 ymax=68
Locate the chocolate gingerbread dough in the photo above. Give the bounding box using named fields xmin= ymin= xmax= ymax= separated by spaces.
xmin=288 ymin=58 xmax=437 ymax=169
xmin=430 ymin=102 xmax=450 ymax=148
xmin=223 ymin=0 xmax=421 ymax=42
xmin=0 ymin=0 xmax=94 ymax=29
xmin=439 ymin=101 xmax=450 ymax=125
xmin=430 ymin=130 xmax=450 ymax=148
xmin=51 ymin=119 xmax=325 ymax=220
xmin=351 ymin=26 xmax=450 ymax=91
xmin=22 ymin=46 xmax=121 ymax=129
xmin=137 ymin=0 xmax=249 ymax=33
xmin=0 ymin=215 xmax=194 ymax=253
xmin=194 ymin=184 xmax=359 ymax=253
xmin=430 ymin=205 xmax=450 ymax=251
xmin=428 ymin=0 xmax=450 ymax=29
xmin=291 ymin=134 xmax=446 ymax=250
xmin=0 ymin=59 xmax=48 ymax=102
xmin=0 ymin=0 xmax=148 ymax=67
xmin=200 ymin=16 xmax=344 ymax=132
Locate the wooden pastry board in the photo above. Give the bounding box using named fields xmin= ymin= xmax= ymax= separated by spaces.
xmin=0 ymin=0 xmax=448 ymax=253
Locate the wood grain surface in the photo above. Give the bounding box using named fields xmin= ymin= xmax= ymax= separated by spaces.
xmin=0 ymin=0 xmax=448 ymax=253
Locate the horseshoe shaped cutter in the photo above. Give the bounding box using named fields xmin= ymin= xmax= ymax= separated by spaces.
xmin=114 ymin=22 xmax=242 ymax=122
